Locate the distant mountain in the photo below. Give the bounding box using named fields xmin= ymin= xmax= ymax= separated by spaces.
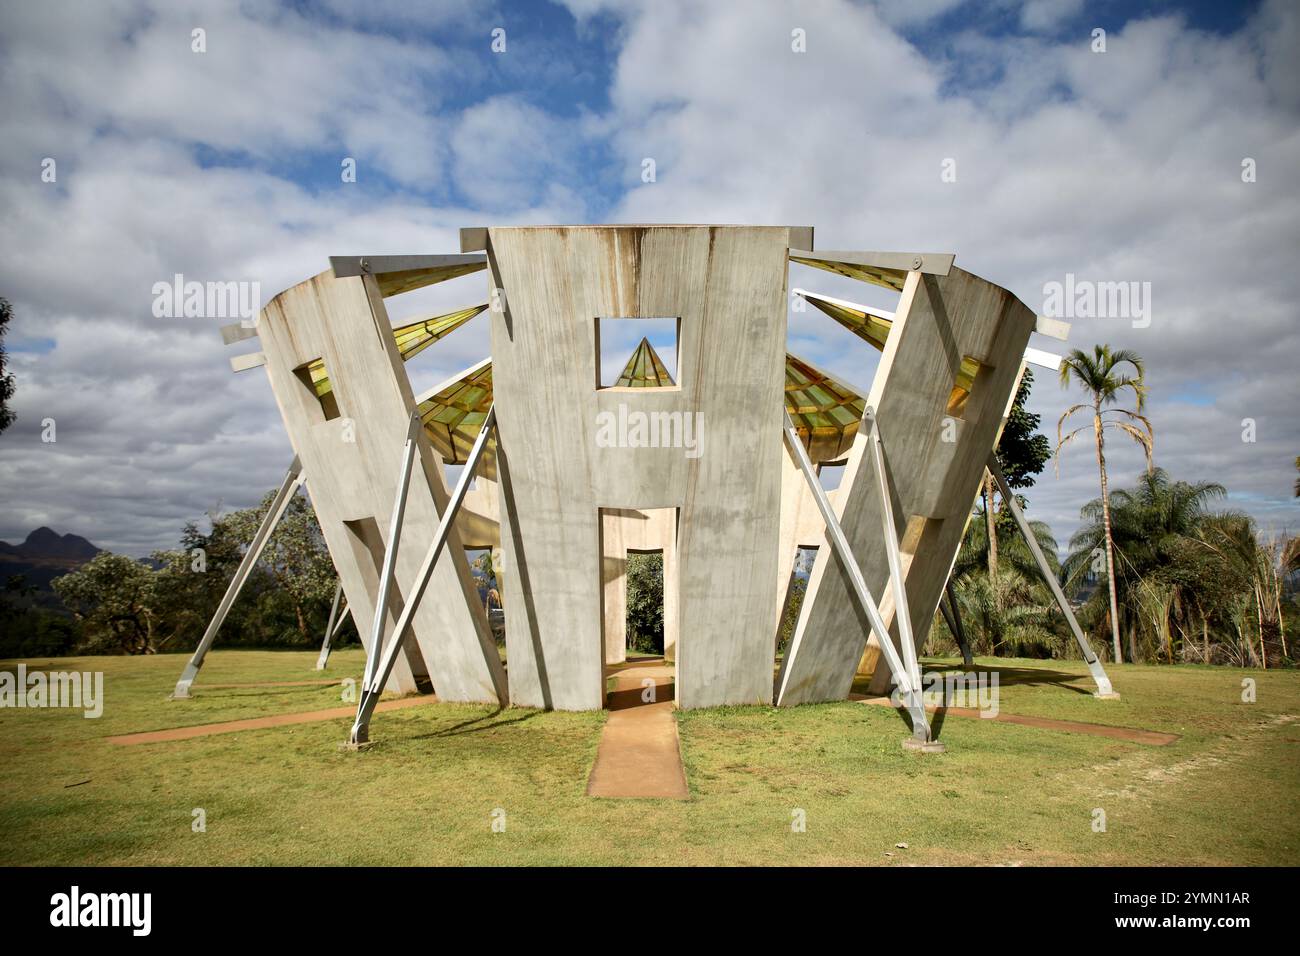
xmin=0 ymin=527 xmax=102 ymax=591
xmin=0 ymin=527 xmax=101 ymax=562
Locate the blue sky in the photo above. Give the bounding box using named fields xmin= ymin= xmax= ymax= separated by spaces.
xmin=0 ymin=0 xmax=1296 ymax=556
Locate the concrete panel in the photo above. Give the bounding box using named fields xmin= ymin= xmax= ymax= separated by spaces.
xmin=488 ymin=225 xmax=789 ymax=710
xmin=777 ymin=267 xmax=1036 ymax=705
xmin=258 ymin=270 xmax=507 ymax=705
xmin=601 ymin=510 xmax=629 ymax=666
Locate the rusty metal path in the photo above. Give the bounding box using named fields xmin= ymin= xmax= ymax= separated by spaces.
xmin=107 ymin=695 xmax=435 ymax=745
xmin=851 ymin=694 xmax=1179 ymax=746
xmin=587 ymin=663 xmax=688 ymax=799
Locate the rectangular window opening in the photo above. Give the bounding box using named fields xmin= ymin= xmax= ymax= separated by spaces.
xmin=596 ymin=316 xmax=679 ymax=389
xmin=946 ymin=355 xmax=987 ymax=419
xmin=294 ymin=358 xmax=342 ymax=421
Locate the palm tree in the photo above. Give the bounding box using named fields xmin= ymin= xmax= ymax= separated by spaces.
xmin=1056 ymin=344 xmax=1153 ymax=663
xmin=1064 ymin=469 xmax=1225 ymax=662
xmin=950 ymin=512 xmax=1066 ymax=658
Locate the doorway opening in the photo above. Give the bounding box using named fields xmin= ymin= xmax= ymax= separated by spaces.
xmin=599 ymin=506 xmax=678 ymax=710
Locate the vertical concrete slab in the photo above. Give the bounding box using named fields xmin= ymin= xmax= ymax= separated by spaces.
xmin=600 ymin=510 xmax=628 ymax=665
xmin=776 ymin=267 xmax=1036 ymax=705
xmin=258 ymin=270 xmax=507 ymax=704
xmin=488 ymin=225 xmax=789 ymax=710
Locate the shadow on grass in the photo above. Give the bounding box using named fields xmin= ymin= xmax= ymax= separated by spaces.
xmin=408 ymin=707 xmax=542 ymax=740
xmin=851 ymin=660 xmax=1096 ymax=699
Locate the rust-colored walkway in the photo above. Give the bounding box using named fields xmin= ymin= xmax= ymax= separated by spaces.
xmin=197 ymin=679 xmax=346 ymax=689
xmin=851 ymin=695 xmax=1179 ymax=746
xmin=586 ymin=663 xmax=688 ymax=799
xmin=107 ymin=695 xmax=434 ymax=746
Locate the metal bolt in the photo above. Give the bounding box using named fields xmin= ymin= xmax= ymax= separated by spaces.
xmin=911 ymin=256 xmax=923 ymax=270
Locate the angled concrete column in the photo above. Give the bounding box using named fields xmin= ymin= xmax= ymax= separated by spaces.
xmin=258 ymin=270 xmax=507 ymax=703
xmin=778 ymin=267 xmax=1037 ymax=705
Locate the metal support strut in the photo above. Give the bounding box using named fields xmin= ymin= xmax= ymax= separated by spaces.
xmin=346 ymin=406 xmax=497 ymax=747
xmin=781 ymin=410 xmax=940 ymax=750
xmin=863 ymin=410 xmax=927 ymax=723
xmin=362 ymin=412 xmax=424 ymax=693
xmin=171 ymin=456 xmax=304 ymax=699
xmin=941 ymin=579 xmax=974 ymax=667
xmin=315 ymin=581 xmax=348 ymax=670
xmin=986 ymin=455 xmax=1118 ymax=699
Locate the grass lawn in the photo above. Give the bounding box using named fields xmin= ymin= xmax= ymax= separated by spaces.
xmin=1 ymin=649 xmax=1296 ymax=865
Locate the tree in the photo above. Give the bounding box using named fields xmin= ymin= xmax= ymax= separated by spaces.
xmin=981 ymin=368 xmax=1052 ymax=577
xmin=219 ymin=491 xmax=335 ymax=641
xmin=950 ymin=509 xmax=1067 ymax=658
xmin=53 ymin=553 xmax=163 ymax=654
xmin=0 ymin=297 xmax=16 ymax=435
xmin=1056 ymin=344 xmax=1153 ymax=664
xmin=1064 ymin=469 xmax=1225 ymax=663
xmin=625 ymin=552 xmax=664 ymax=654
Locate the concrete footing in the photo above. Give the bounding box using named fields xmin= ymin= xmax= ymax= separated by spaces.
xmin=902 ymin=736 xmax=947 ymax=754
xmin=1094 ymin=691 xmax=1122 ymax=701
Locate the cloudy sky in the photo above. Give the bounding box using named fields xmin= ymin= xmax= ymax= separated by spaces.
xmin=0 ymin=0 xmax=1296 ymax=558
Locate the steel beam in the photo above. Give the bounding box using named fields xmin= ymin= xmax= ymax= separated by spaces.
xmin=987 ymin=456 xmax=1117 ymax=699
xmin=779 ymin=411 xmax=937 ymax=747
xmin=361 ymin=412 xmax=423 ymax=691
xmin=316 ymin=581 xmax=346 ymax=670
xmin=863 ymin=410 xmax=923 ymax=694
xmin=944 ymin=579 xmax=974 ymax=667
xmin=347 ymin=406 xmax=497 ymax=746
xmin=328 ymin=253 xmax=486 ymax=278
xmin=789 ymin=249 xmax=954 ymax=276
xmin=171 ymin=456 xmax=304 ymax=699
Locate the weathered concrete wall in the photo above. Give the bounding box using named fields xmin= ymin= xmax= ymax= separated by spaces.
xmin=488 ymin=225 xmax=790 ymax=709
xmin=777 ymin=267 xmax=1036 ymax=705
xmin=259 ymin=270 xmax=507 ymax=704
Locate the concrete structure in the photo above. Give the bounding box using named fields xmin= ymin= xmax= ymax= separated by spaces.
xmin=183 ymin=225 xmax=1114 ymax=748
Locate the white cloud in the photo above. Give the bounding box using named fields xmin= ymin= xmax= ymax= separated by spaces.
xmin=567 ymin=0 xmax=1300 ymax=545
xmin=451 ymin=95 xmax=588 ymax=211
xmin=1018 ymin=0 xmax=1084 ymax=33
xmin=1 ymin=0 xmax=1297 ymax=561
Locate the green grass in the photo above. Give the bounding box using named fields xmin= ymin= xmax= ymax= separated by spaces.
xmin=1 ymin=650 xmax=1296 ymax=865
